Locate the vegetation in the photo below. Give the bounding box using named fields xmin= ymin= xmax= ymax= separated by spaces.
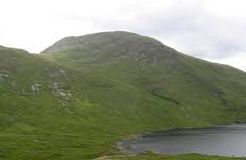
xmin=0 ymin=31 xmax=246 ymax=159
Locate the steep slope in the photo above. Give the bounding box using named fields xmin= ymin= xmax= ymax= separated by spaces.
xmin=0 ymin=31 xmax=246 ymax=160
xmin=42 ymin=31 xmax=246 ymax=122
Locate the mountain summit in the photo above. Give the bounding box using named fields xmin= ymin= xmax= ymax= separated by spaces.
xmin=42 ymin=31 xmax=180 ymax=65
xmin=42 ymin=31 xmax=174 ymax=54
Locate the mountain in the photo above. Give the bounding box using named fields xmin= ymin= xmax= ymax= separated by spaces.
xmin=0 ymin=31 xmax=246 ymax=160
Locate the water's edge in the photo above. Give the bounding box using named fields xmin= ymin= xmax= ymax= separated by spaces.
xmin=116 ymin=123 xmax=246 ymax=157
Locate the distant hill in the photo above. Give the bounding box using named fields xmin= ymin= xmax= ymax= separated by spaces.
xmin=0 ymin=31 xmax=246 ymax=160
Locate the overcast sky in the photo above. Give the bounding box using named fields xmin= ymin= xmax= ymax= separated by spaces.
xmin=0 ymin=0 xmax=245 ymax=71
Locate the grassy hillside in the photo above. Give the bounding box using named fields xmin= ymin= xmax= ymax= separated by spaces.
xmin=0 ymin=31 xmax=246 ymax=160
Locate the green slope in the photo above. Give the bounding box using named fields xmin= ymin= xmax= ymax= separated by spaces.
xmin=0 ymin=31 xmax=246 ymax=160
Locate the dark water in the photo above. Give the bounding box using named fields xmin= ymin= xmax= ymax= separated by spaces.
xmin=119 ymin=124 xmax=246 ymax=157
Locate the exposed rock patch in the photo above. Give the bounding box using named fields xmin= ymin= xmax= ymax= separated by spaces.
xmin=49 ymin=82 xmax=72 ymax=101
xmin=31 ymin=82 xmax=42 ymax=94
xmin=0 ymin=69 xmax=9 ymax=81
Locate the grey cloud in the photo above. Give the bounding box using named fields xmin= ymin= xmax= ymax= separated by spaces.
xmin=93 ymin=2 xmax=246 ymax=60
